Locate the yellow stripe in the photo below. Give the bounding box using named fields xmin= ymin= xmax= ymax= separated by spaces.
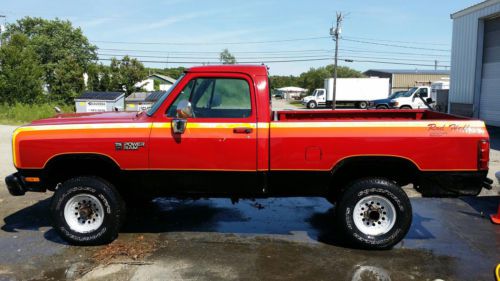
xmin=152 ymin=122 xmax=260 ymax=129
xmin=15 ymin=123 xmax=152 ymax=132
xmin=270 ymin=120 xmax=486 ymax=128
xmin=12 ymin=127 xmax=22 ymax=168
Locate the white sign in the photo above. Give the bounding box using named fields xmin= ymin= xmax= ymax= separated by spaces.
xmin=87 ymin=101 xmax=106 ymax=112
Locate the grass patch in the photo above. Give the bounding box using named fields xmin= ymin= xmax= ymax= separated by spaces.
xmin=0 ymin=103 xmax=74 ymax=125
xmin=288 ymin=100 xmax=305 ymax=108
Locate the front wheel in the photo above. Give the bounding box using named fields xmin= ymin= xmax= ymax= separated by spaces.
xmin=307 ymin=101 xmax=317 ymax=109
xmin=50 ymin=176 xmax=126 ymax=245
xmin=399 ymin=105 xmax=412 ymax=109
xmin=335 ymin=178 xmax=412 ymax=250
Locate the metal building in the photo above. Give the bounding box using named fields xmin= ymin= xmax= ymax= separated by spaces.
xmin=450 ymin=0 xmax=500 ymax=126
xmin=363 ymin=69 xmax=450 ymax=93
xmin=125 ymin=91 xmax=165 ymax=112
xmin=75 ymin=92 xmax=125 ymax=113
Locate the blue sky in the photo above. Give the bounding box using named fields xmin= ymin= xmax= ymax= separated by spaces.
xmin=1 ymin=0 xmax=481 ymax=75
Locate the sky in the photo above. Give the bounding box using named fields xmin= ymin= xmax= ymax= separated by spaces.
xmin=0 ymin=0 xmax=482 ymax=76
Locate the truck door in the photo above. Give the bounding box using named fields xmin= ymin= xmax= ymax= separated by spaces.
xmin=414 ymin=87 xmax=429 ymax=108
xmin=148 ymin=73 xmax=259 ymax=194
xmin=317 ymin=89 xmax=326 ymax=105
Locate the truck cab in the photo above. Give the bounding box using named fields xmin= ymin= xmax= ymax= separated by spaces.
xmin=302 ymin=88 xmax=326 ymax=109
xmin=390 ymin=86 xmax=431 ymax=109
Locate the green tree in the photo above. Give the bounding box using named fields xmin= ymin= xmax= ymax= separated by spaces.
xmin=107 ymin=56 xmax=147 ymax=94
xmin=50 ymin=55 xmax=85 ymax=104
xmin=0 ymin=33 xmax=44 ymax=104
xmin=146 ymin=66 xmax=186 ymax=79
xmin=299 ymin=65 xmax=364 ymax=93
xmin=269 ymin=75 xmax=301 ymax=90
xmin=2 ymin=17 xmax=97 ymax=103
xmin=219 ymin=49 xmax=236 ymax=64
xmin=153 ymin=79 xmax=160 ymax=91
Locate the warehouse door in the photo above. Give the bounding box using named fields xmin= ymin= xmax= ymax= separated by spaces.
xmin=479 ymin=16 xmax=500 ymax=126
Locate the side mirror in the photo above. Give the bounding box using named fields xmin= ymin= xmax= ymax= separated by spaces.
xmin=426 ymin=98 xmax=434 ymax=104
xmin=172 ymin=119 xmax=187 ymax=134
xmin=176 ymin=99 xmax=193 ymax=118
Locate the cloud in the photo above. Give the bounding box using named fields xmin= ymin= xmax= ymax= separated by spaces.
xmin=128 ymin=11 xmax=210 ymax=33
xmin=79 ymin=17 xmax=113 ymax=28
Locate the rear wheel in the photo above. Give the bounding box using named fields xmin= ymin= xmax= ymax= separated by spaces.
xmin=357 ymin=101 xmax=368 ymax=109
xmin=307 ymin=101 xmax=317 ymax=109
xmin=400 ymin=105 xmax=412 ymax=109
xmin=50 ymin=176 xmax=125 ymax=245
xmin=335 ymin=177 xmax=412 ymax=250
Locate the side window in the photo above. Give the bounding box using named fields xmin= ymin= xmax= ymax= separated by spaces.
xmin=167 ymin=77 xmax=252 ymax=118
xmin=166 ymin=80 xmax=195 ymax=117
xmin=419 ymin=88 xmax=428 ymax=98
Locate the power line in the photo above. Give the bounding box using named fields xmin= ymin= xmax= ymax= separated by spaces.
xmin=97 ymin=56 xmax=450 ymax=67
xmin=92 ymin=36 xmax=330 ymax=46
xmin=341 ymin=38 xmax=451 ymax=52
xmin=342 ymin=36 xmax=449 ymax=46
xmin=97 ymin=47 xmax=450 ymax=58
xmin=97 ymin=52 xmax=449 ymax=62
xmin=338 ymin=48 xmax=450 ymax=58
xmin=92 ymin=35 xmax=450 ymax=48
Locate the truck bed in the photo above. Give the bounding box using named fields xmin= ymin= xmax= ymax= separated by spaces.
xmin=275 ymin=109 xmax=469 ymax=121
xmin=270 ymin=108 xmax=487 ymax=174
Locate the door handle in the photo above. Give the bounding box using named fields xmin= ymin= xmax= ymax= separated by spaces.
xmin=233 ymin=127 xmax=253 ymax=134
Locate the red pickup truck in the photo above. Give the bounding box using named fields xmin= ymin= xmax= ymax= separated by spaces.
xmin=6 ymin=65 xmax=492 ymax=249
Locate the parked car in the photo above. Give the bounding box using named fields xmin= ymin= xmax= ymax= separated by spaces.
xmin=369 ymin=91 xmax=407 ymax=109
xmin=273 ymin=91 xmax=285 ymax=99
xmin=6 ymin=65 xmax=492 ymax=250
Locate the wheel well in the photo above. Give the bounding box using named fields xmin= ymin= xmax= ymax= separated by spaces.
xmin=329 ymin=156 xmax=420 ymax=199
xmin=44 ymin=154 xmax=121 ymax=189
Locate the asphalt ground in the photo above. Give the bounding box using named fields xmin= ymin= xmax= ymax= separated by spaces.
xmin=0 ymin=122 xmax=499 ymax=281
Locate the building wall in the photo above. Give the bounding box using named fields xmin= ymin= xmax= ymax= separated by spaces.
xmin=106 ymin=96 xmax=125 ymax=111
xmin=75 ymin=97 xmax=124 ymax=113
xmin=392 ymin=74 xmax=449 ymax=92
xmin=450 ymin=1 xmax=500 ymax=116
xmin=126 ymin=101 xmax=154 ymax=111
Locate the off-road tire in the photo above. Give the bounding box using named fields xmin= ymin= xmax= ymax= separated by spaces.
xmin=335 ymin=177 xmax=412 ymax=250
xmin=50 ymin=176 xmax=126 ymax=245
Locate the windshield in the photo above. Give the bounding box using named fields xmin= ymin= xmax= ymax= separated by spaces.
xmin=399 ymin=87 xmax=418 ymax=98
xmin=146 ymin=74 xmax=185 ymax=116
xmin=388 ymin=91 xmax=406 ymax=99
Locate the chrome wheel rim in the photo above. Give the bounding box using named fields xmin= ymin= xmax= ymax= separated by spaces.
xmin=353 ymin=195 xmax=396 ymax=236
xmin=64 ymin=194 xmax=104 ymax=233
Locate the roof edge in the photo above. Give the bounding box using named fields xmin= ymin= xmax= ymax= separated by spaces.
xmin=451 ymin=0 xmax=500 ymax=19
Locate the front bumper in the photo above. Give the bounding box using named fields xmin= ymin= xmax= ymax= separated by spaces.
xmin=5 ymin=173 xmax=26 ymax=196
xmin=5 ymin=172 xmax=46 ymax=196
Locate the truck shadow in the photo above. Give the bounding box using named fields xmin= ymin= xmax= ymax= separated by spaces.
xmin=1 ymin=197 xmax=436 ymax=247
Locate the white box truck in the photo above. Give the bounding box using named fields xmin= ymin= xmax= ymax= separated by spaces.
xmin=301 ymin=77 xmax=390 ymax=109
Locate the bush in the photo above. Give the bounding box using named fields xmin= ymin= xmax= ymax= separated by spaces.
xmin=0 ymin=103 xmax=74 ymax=125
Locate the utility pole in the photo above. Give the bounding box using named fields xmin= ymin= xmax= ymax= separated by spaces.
xmin=434 ymin=60 xmax=438 ymax=70
xmin=330 ymin=12 xmax=343 ymax=110
xmin=0 ymin=15 xmax=6 ymax=47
